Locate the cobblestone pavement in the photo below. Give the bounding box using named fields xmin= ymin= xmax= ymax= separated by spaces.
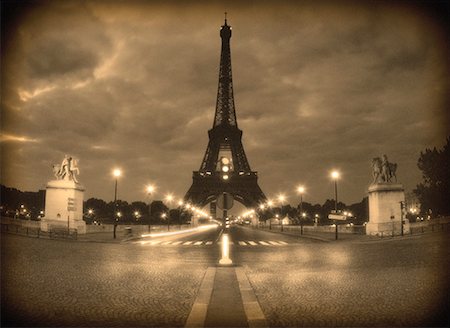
xmin=2 ymin=226 xmax=449 ymax=327
xmin=1 ymin=233 xmax=219 ymax=327
xmin=235 ymin=228 xmax=449 ymax=327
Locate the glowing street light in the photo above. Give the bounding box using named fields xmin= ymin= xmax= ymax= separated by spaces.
xmin=165 ymin=194 xmax=174 ymax=204
xmin=277 ymin=194 xmax=286 ymax=232
xmin=112 ymin=168 xmax=122 ymax=239
xmin=297 ymin=185 xmax=305 ymax=226
xmin=330 ymin=170 xmax=340 ymax=213
xmin=146 ymin=184 xmax=155 ymax=233
xmin=330 ymin=170 xmax=340 ymax=240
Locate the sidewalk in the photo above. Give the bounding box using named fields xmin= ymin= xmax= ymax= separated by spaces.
xmin=253 ymin=226 xmax=417 ymax=243
xmin=77 ymin=231 xmax=127 ymax=243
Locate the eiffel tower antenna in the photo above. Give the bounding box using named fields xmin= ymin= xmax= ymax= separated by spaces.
xmin=184 ymin=18 xmax=266 ymax=209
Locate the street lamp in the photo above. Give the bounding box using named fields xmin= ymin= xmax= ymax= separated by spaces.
xmin=266 ymin=200 xmax=274 ymax=230
xmin=278 ymin=194 xmax=286 ymax=232
xmin=165 ymin=194 xmax=174 ymax=231
xmin=146 ymin=184 xmax=155 ymax=233
xmin=297 ymin=185 xmax=305 ymax=233
xmin=330 ymin=170 xmax=340 ymax=213
xmin=112 ymin=168 xmax=121 ymax=239
xmin=330 ymin=170 xmax=340 ymax=240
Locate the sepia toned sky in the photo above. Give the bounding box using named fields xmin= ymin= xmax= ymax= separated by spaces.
xmin=2 ymin=0 xmax=449 ymax=208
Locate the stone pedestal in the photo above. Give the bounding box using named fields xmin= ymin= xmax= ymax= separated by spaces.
xmin=41 ymin=180 xmax=86 ymax=234
xmin=366 ymin=183 xmax=408 ymax=236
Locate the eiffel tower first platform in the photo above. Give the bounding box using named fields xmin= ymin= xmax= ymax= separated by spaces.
xmin=184 ymin=17 xmax=267 ymax=209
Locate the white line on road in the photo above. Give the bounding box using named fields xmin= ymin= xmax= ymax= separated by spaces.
xmin=238 ymin=241 xmax=247 ymax=246
xmin=258 ymin=241 xmax=270 ymax=245
xmin=248 ymin=241 xmax=258 ymax=246
xmin=171 ymin=241 xmax=183 ymax=245
xmin=194 ymin=241 xmax=203 ymax=245
xmin=185 ymin=267 xmax=216 ymax=328
xmin=235 ymin=267 xmax=268 ymax=328
xmin=277 ymin=241 xmax=288 ymax=245
xmin=205 ymin=241 xmax=213 ymax=245
xmin=183 ymin=241 xmax=193 ymax=245
xmin=268 ymin=241 xmax=282 ymax=245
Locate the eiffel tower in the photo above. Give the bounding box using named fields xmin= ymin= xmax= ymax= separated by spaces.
xmin=184 ymin=17 xmax=266 ymax=208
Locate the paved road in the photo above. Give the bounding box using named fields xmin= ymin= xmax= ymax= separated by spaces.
xmin=1 ymin=225 xmax=448 ymax=327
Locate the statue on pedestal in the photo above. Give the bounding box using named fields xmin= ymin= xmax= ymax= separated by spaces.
xmin=52 ymin=155 xmax=80 ymax=183
xmin=371 ymin=154 xmax=397 ymax=184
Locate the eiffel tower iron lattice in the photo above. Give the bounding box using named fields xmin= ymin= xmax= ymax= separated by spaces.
xmin=184 ymin=17 xmax=267 ymax=208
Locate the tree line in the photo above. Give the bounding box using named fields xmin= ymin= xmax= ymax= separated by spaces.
xmin=1 ymin=136 xmax=449 ymax=223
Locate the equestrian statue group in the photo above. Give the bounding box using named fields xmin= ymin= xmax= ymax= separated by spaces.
xmin=52 ymin=155 xmax=80 ymax=183
xmin=372 ymin=154 xmax=397 ymax=184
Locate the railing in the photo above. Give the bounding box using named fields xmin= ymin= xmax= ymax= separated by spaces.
xmin=1 ymin=223 xmax=78 ymax=240
xmin=254 ymin=218 xmax=450 ymax=239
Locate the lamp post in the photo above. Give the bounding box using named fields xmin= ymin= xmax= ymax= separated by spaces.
xmin=267 ymin=200 xmax=273 ymax=230
xmin=112 ymin=168 xmax=121 ymax=239
xmin=297 ymin=186 xmax=305 ymax=234
xmin=278 ymin=194 xmax=286 ymax=232
xmin=331 ymin=170 xmax=340 ymax=240
xmin=259 ymin=204 xmax=265 ymax=229
xmin=146 ymin=185 xmax=155 ymax=233
xmin=165 ymin=194 xmax=173 ymax=231
xmin=161 ymin=213 xmax=168 ymax=231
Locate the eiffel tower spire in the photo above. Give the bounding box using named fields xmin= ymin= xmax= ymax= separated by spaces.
xmin=184 ymin=17 xmax=266 ymax=208
xmin=214 ymin=14 xmax=237 ymax=127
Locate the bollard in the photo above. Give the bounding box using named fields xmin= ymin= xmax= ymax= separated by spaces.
xmin=219 ymin=233 xmax=233 ymax=265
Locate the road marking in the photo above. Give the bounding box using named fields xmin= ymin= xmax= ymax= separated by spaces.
xmin=235 ymin=267 xmax=268 ymax=328
xmin=238 ymin=241 xmax=247 ymax=246
xmin=268 ymin=241 xmax=282 ymax=245
xmin=194 ymin=241 xmax=203 ymax=245
xmin=150 ymin=240 xmax=162 ymax=245
xmin=183 ymin=241 xmax=193 ymax=245
xmin=248 ymin=241 xmax=258 ymax=246
xmin=258 ymin=241 xmax=270 ymax=245
xmin=171 ymin=241 xmax=183 ymax=245
xmin=185 ymin=267 xmax=216 ymax=328
xmin=205 ymin=241 xmax=213 ymax=245
xmin=277 ymin=240 xmax=288 ymax=245
xmin=160 ymin=241 xmax=172 ymax=245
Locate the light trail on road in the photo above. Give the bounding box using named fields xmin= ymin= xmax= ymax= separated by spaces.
xmin=138 ymin=224 xmax=220 ymax=245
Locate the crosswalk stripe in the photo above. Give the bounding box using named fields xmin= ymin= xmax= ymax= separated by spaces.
xmin=268 ymin=241 xmax=282 ymax=245
xmin=143 ymin=240 xmax=289 ymax=246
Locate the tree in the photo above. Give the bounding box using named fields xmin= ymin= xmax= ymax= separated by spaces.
xmin=414 ymin=137 xmax=450 ymax=216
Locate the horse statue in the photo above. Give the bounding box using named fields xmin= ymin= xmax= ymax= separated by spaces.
xmin=371 ymin=157 xmax=382 ymax=184
xmin=372 ymin=155 xmax=397 ymax=184
xmin=53 ymin=155 xmax=80 ymax=183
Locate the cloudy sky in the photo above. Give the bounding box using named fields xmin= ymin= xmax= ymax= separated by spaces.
xmin=2 ymin=0 xmax=449 ymax=209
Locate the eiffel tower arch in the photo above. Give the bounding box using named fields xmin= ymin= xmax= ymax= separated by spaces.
xmin=184 ymin=17 xmax=266 ymax=209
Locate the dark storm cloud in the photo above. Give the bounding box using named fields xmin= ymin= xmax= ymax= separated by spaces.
xmin=1 ymin=0 xmax=449 ymax=207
